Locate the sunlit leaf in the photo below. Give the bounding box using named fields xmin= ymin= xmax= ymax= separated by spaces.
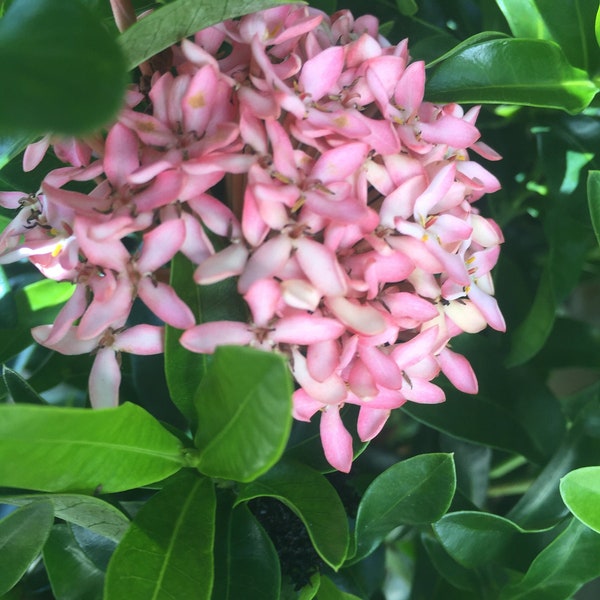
xmin=194 ymin=345 xmax=293 ymax=482
xmin=499 ymin=518 xmax=600 ymax=599
xmin=104 ymin=472 xmax=215 ymax=600
xmin=560 ymin=466 xmax=600 ymax=533
xmin=0 ymin=402 xmax=185 ymax=493
xmin=425 ymin=38 xmax=597 ymax=113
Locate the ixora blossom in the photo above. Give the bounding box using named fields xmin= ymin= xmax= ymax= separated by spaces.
xmin=0 ymin=5 xmax=505 ymax=472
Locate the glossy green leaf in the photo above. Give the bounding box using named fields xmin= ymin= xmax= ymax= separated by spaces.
xmin=194 ymin=345 xmax=293 ymax=482
xmin=421 ymin=533 xmax=480 ymax=593
xmin=587 ymin=170 xmax=600 ymax=248
xmin=104 ymin=472 xmax=216 ymax=600
xmin=508 ymin=403 xmax=600 ymax=530
xmin=596 ymin=4 xmax=600 ymax=48
xmin=494 ymin=0 xmax=551 ymax=38
xmin=316 ymin=576 xmax=361 ymax=600
xmin=236 ymin=460 xmax=349 ymax=569
xmin=212 ymin=501 xmax=280 ymax=600
xmin=560 ymin=466 xmax=600 ymax=533
xmin=353 ymin=454 xmax=456 ymax=562
xmin=433 ymin=511 xmax=530 ymax=568
xmin=0 ymin=501 xmax=54 ymax=596
xmin=0 ymin=402 xmax=184 ymax=493
xmin=0 ymin=0 xmax=128 ymax=135
xmin=535 ymin=0 xmax=599 ymax=72
xmin=43 ymin=524 xmax=106 ymax=600
xmin=425 ymin=39 xmax=597 ymax=113
xmin=120 ymin=0 xmax=302 ymax=69
xmin=0 ymin=494 xmax=129 ymax=542
xmin=425 ymin=31 xmax=509 ymax=68
xmin=499 ymin=518 xmax=600 ymax=599
xmin=2 ymin=365 xmax=45 ymax=404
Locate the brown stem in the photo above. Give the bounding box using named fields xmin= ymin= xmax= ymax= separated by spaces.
xmin=109 ymin=0 xmax=137 ymax=33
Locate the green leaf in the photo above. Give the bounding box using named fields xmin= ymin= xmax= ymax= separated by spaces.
xmin=2 ymin=365 xmax=46 ymax=405
xmin=165 ymin=254 xmax=204 ymax=428
xmin=0 ymin=494 xmax=129 ymax=542
xmin=587 ymin=170 xmax=600 ymax=248
xmin=213 ymin=500 xmax=280 ymax=600
xmin=236 ymin=460 xmax=349 ymax=569
xmin=421 ymin=533 xmax=480 ymax=593
xmin=0 ymin=134 xmax=32 ymax=170
xmin=43 ymin=524 xmax=106 ymax=600
xmin=353 ymin=454 xmax=456 ymax=562
xmin=506 ymin=200 xmax=590 ymax=367
xmin=560 ymin=466 xmax=600 ymax=533
xmin=0 ymin=0 xmax=128 ymax=135
xmin=433 ymin=511 xmax=531 ymax=568
xmin=403 ymin=393 xmax=546 ymax=463
xmin=0 ymin=501 xmax=54 ymax=596
xmin=21 ymin=279 xmax=75 ymax=312
xmin=120 ymin=0 xmax=303 ymax=69
xmin=535 ymin=0 xmax=599 ymax=72
xmin=508 ymin=403 xmax=600 ymax=530
xmin=316 ymin=576 xmax=361 ymax=600
xmin=494 ymin=0 xmax=552 ymax=38
xmin=194 ymin=345 xmax=293 ymax=482
xmin=499 ymin=518 xmax=600 ymax=599
xmin=0 ymin=402 xmax=184 ymax=493
xmin=425 ymin=38 xmax=597 ymax=113
xmin=104 ymin=472 xmax=216 ymax=600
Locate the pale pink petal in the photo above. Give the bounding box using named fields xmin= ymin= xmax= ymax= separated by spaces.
xmin=23 ymin=136 xmax=50 ymax=171
xmin=137 ymin=219 xmax=185 ymax=274
xmin=114 ymin=325 xmax=164 ymax=355
xmin=307 ymin=339 xmax=340 ymax=382
xmin=138 ymin=278 xmax=195 ymax=329
xmin=194 ymin=243 xmax=249 ymax=285
xmin=402 ymin=377 xmax=445 ymax=404
xmin=238 ymin=235 xmax=293 ymax=294
xmin=104 ymin=123 xmax=139 ymax=187
xmin=180 ymin=321 xmax=254 ymax=353
xmin=292 ymin=388 xmax=323 ymax=422
xmin=280 ymin=279 xmax=321 ymax=311
xmin=182 ymin=65 xmax=219 ymax=135
xmin=311 ymin=142 xmax=369 ymax=183
xmin=357 ymin=406 xmax=390 ymax=442
xmin=291 ymin=348 xmax=347 ymax=405
xmin=326 ymin=297 xmax=386 ymax=336
xmin=359 ymin=344 xmax=403 ymax=389
xmin=244 ymin=278 xmax=280 ymax=326
xmin=467 ymin=284 xmax=506 ymax=332
xmin=321 ymin=405 xmax=353 ymax=473
xmin=443 ymin=299 xmax=488 ymax=334
xmin=392 ymin=326 xmax=440 ymax=371
xmin=295 ymin=238 xmax=348 ymax=297
xmin=437 ymin=347 xmax=478 ymax=394
xmin=394 ymin=61 xmax=425 ymax=117
xmin=31 ymin=325 xmax=98 ymax=355
xmin=348 ymin=360 xmax=378 ymax=399
xmin=78 ymin=278 xmax=133 ymax=340
xmin=89 ymin=348 xmax=121 ymax=409
xmin=299 ymin=45 xmax=344 ymax=100
xmin=134 ymin=170 xmax=183 ymax=213
xmin=419 ymin=115 xmax=480 ymax=148
xmin=44 ymin=284 xmax=88 ymax=346
xmin=273 ymin=315 xmax=345 ymax=345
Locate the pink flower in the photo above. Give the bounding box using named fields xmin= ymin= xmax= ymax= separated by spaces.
xmin=0 ymin=4 xmax=504 ymax=472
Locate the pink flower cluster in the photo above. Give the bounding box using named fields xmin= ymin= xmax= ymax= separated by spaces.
xmin=0 ymin=5 xmax=504 ymax=472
